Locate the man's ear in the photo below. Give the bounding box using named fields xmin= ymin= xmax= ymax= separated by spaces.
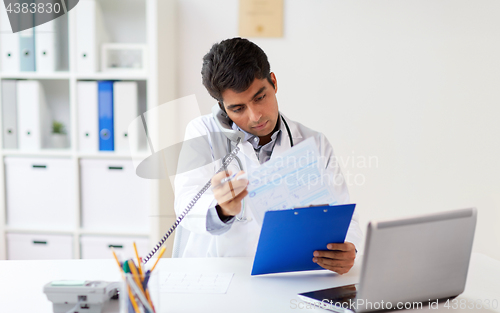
xmin=270 ymin=72 xmax=278 ymax=93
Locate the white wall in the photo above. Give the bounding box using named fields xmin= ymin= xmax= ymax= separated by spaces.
xmin=176 ymin=0 xmax=500 ymax=260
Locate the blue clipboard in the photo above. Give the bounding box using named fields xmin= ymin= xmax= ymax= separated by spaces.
xmin=251 ymin=204 xmax=356 ymax=276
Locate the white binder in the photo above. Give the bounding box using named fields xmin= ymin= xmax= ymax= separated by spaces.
xmin=0 ymin=3 xmax=19 ymax=72
xmin=75 ymin=0 xmax=109 ymax=73
xmin=34 ymin=2 xmax=59 ymax=72
xmin=1 ymin=80 xmax=18 ymax=149
xmin=17 ymin=81 xmax=50 ymax=150
xmin=77 ymin=81 xmax=99 ymax=152
xmin=113 ymin=81 xmax=139 ymax=153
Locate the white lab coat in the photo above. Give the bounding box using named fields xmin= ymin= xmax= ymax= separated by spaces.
xmin=173 ymin=113 xmax=362 ymax=258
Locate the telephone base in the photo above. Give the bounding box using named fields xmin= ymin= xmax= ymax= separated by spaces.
xmin=43 ymin=280 xmax=120 ymax=313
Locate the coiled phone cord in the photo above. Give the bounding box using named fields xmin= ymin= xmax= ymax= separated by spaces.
xmin=142 ymin=139 xmax=242 ymax=264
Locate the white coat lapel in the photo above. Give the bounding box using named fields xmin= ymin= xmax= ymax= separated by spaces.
xmin=271 ymin=114 xmax=302 ymax=159
xmin=240 ymin=140 xmax=260 ymax=167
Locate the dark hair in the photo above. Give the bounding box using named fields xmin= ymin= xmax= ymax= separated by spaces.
xmin=201 ymin=37 xmax=274 ymax=107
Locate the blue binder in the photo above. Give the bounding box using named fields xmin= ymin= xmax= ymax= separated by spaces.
xmin=19 ymin=0 xmax=36 ymax=71
xmin=98 ymin=81 xmax=114 ymax=151
xmin=251 ymin=204 xmax=356 ymax=275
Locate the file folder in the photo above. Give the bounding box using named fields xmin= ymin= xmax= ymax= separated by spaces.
xmin=0 ymin=3 xmax=19 ymax=72
xmin=19 ymin=0 xmax=36 ymax=71
xmin=98 ymin=81 xmax=114 ymax=151
xmin=1 ymin=80 xmax=18 ymax=149
xmin=113 ymin=81 xmax=139 ymax=153
xmin=75 ymin=0 xmax=109 ymax=72
xmin=77 ymin=81 xmax=99 ymax=152
xmin=251 ymin=204 xmax=356 ymax=275
xmin=34 ymin=5 xmax=59 ymax=72
xmin=17 ymin=80 xmax=50 ymax=150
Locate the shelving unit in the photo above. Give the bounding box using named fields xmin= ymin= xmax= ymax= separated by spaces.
xmin=0 ymin=0 xmax=177 ymax=260
xmin=0 ymin=73 xmax=149 ymax=80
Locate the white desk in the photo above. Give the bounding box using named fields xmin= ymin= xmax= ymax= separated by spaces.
xmin=1 ymin=253 xmax=499 ymax=312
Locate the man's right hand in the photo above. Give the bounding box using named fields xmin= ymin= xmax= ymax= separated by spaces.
xmin=211 ymin=170 xmax=248 ymax=217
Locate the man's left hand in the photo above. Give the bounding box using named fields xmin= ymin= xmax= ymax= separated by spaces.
xmin=313 ymin=242 xmax=356 ymax=275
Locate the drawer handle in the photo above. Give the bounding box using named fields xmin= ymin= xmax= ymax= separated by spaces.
xmin=108 ymin=244 xmax=123 ymax=249
xmin=32 ymin=165 xmax=47 ymax=169
xmin=108 ymin=166 xmax=123 ymax=170
xmin=33 ymin=241 xmax=47 ymax=245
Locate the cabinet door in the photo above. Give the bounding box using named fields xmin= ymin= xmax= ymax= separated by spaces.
xmin=7 ymin=233 xmax=73 ymax=260
xmin=80 ymin=235 xmax=149 ymax=260
xmin=5 ymin=157 xmax=75 ymax=230
xmin=80 ymin=159 xmax=150 ymax=232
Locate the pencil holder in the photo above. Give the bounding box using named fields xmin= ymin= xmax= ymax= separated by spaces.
xmin=119 ymin=269 xmax=160 ymax=313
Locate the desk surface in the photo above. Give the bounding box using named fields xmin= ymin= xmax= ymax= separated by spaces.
xmin=1 ymin=253 xmax=499 ymax=312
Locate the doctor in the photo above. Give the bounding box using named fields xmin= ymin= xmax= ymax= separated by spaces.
xmin=174 ymin=37 xmax=362 ymax=274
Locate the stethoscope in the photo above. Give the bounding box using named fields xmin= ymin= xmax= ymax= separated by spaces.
xmin=223 ymin=115 xmax=294 ymax=222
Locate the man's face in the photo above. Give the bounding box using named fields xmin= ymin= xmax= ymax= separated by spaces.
xmin=221 ymin=72 xmax=279 ymax=138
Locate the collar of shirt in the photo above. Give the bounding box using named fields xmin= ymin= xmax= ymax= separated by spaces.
xmin=231 ymin=115 xmax=283 ymax=150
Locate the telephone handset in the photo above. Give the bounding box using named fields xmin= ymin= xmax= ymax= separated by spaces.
xmin=142 ymin=105 xmax=244 ymax=264
xmin=212 ymin=104 xmax=245 ymax=142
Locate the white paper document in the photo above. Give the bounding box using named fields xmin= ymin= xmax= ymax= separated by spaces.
xmin=247 ymin=137 xmax=338 ymax=224
xmin=160 ymin=273 xmax=234 ymax=294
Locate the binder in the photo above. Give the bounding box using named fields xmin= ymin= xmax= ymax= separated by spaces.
xmin=19 ymin=0 xmax=36 ymax=71
xmin=98 ymin=81 xmax=114 ymax=151
xmin=75 ymin=0 xmax=109 ymax=72
xmin=77 ymin=81 xmax=99 ymax=152
xmin=1 ymin=80 xmax=18 ymax=149
xmin=34 ymin=3 xmax=59 ymax=72
xmin=251 ymin=204 xmax=356 ymax=275
xmin=17 ymin=81 xmax=50 ymax=150
xmin=0 ymin=2 xmax=20 ymax=72
xmin=113 ymin=81 xmax=138 ymax=153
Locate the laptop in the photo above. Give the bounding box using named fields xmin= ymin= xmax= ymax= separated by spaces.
xmin=298 ymin=207 xmax=477 ymax=312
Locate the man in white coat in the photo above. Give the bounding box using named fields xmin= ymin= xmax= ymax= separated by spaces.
xmin=173 ymin=38 xmax=362 ymax=274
